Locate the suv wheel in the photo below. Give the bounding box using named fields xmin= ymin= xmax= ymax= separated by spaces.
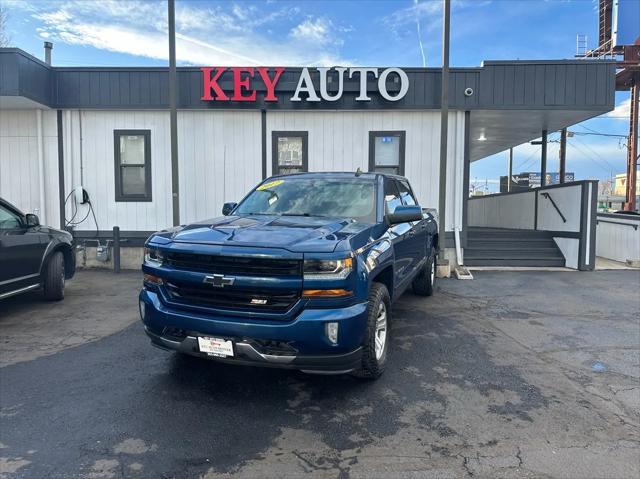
xmin=43 ymin=251 xmax=65 ymax=301
xmin=352 ymin=282 xmax=390 ymax=379
xmin=412 ymin=248 xmax=435 ymax=297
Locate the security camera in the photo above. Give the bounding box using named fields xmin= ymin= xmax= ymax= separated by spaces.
xmin=464 ymin=87 xmax=474 ymax=97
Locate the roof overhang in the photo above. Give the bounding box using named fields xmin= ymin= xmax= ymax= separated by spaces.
xmin=469 ymin=108 xmax=609 ymax=162
xmin=0 ymin=95 xmax=50 ymax=109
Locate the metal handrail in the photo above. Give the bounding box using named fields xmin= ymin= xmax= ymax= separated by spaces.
xmin=597 ymin=219 xmax=639 ymax=230
xmin=540 ymin=192 xmax=567 ymax=223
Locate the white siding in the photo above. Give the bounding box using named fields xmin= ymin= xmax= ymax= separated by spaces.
xmin=63 ymin=110 xmax=173 ymax=232
xmin=266 ymin=110 xmax=466 ymax=231
xmin=62 ymin=110 xmax=261 ymax=232
xmin=178 ymin=111 xmax=262 ymax=224
xmin=0 ymin=109 xmax=59 ymax=226
xmin=596 ymin=215 xmax=640 ymax=263
xmin=468 ymin=191 xmax=536 ymax=229
xmin=2 ymin=108 xmax=465 ymax=233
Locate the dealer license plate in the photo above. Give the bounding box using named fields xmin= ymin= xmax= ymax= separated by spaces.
xmin=197 ymin=337 xmax=234 ymax=358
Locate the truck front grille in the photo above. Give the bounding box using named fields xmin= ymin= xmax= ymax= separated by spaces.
xmin=164 ymin=281 xmax=300 ymax=313
xmin=164 ymin=252 xmax=302 ymax=277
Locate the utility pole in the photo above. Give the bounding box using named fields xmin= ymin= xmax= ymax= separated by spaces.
xmin=559 ymin=128 xmax=567 ymax=184
xmin=540 ymin=129 xmax=548 ymax=187
xmin=168 ymin=0 xmax=180 ymax=226
xmin=624 ymin=81 xmax=638 ymax=212
xmin=437 ymin=0 xmax=451 ymax=262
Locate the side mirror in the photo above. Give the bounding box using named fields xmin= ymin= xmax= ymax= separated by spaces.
xmin=387 ymin=205 xmax=422 ymax=225
xmin=25 ymin=213 xmax=40 ymax=227
xmin=222 ymin=202 xmax=237 ymax=216
xmin=25 ymin=213 xmax=40 ymax=228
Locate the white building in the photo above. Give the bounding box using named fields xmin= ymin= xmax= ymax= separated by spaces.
xmin=0 ymin=47 xmax=615 ymax=270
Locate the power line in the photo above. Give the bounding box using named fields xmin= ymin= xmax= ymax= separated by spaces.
xmin=577 ymin=124 xmax=602 ymax=135
xmin=572 ymin=136 xmax=620 ymax=172
xmin=569 ymin=131 xmax=628 ymax=139
xmin=520 ymin=137 xmax=559 ymax=172
xmin=567 ymin=141 xmax=613 ymax=175
xmin=516 ymin=146 xmax=540 ymax=172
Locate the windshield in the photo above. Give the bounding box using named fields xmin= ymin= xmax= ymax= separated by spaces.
xmin=235 ymin=177 xmax=377 ymax=223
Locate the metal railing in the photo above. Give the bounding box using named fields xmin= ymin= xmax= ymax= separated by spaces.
xmin=596 ymin=219 xmax=639 ymax=230
xmin=540 ymin=192 xmax=567 ymax=223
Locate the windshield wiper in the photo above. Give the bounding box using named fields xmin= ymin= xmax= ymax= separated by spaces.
xmin=279 ymin=213 xmax=325 ymax=217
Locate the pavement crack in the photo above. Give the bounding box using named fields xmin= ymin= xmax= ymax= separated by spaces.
xmin=459 ymin=453 xmax=475 ymax=477
xmin=516 ymin=446 xmax=523 ymax=468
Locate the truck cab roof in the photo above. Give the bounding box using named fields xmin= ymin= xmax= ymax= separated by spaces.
xmin=268 ymin=171 xmax=409 ymax=182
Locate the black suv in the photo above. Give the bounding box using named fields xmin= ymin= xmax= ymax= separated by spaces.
xmin=0 ymin=198 xmax=75 ymax=301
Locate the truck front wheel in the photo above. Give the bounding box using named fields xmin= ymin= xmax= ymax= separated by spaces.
xmin=352 ymin=282 xmax=390 ymax=379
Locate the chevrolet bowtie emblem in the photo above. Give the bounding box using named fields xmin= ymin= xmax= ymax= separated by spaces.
xmin=203 ymin=274 xmax=235 ymax=288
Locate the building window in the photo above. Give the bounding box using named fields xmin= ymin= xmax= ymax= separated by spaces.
xmin=272 ymin=131 xmax=308 ymax=175
xmin=369 ymin=131 xmax=406 ymax=175
xmin=114 ymin=130 xmax=151 ymax=202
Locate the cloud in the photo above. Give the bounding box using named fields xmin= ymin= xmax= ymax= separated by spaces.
xmin=605 ymin=97 xmax=631 ymax=120
xmin=384 ymin=0 xmax=441 ymax=32
xmin=22 ymin=0 xmax=351 ymax=66
xmin=290 ymin=17 xmax=336 ymax=46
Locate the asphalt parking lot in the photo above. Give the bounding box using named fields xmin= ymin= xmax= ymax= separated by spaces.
xmin=0 ymin=270 xmax=638 ymax=479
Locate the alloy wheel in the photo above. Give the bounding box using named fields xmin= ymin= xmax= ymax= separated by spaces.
xmin=374 ymin=301 xmax=387 ymax=360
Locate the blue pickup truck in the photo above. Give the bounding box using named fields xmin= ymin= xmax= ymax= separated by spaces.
xmin=140 ymin=172 xmax=438 ymax=378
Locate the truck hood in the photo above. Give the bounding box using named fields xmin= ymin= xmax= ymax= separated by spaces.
xmin=160 ymin=215 xmax=372 ymax=253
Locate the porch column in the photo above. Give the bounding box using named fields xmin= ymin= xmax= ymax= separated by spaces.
xmin=507 ymin=148 xmax=513 ymax=192
xmin=540 ymin=129 xmax=548 ymax=187
xmin=559 ymin=128 xmax=567 ymax=184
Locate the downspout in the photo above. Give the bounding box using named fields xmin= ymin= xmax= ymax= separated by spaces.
xmin=454 ymin=228 xmax=462 ymax=266
xmin=36 ymin=109 xmax=46 ymax=223
xmin=79 ymin=111 xmax=84 ymax=185
xmin=454 ymin=112 xmax=473 ymax=279
xmin=453 ymin=112 xmax=462 ymax=267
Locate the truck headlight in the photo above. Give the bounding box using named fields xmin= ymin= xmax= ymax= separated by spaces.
xmin=144 ymin=247 xmax=164 ymax=267
xmin=303 ymin=258 xmax=352 ymax=280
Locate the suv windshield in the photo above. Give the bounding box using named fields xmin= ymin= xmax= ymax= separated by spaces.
xmin=235 ymin=177 xmax=377 ymax=223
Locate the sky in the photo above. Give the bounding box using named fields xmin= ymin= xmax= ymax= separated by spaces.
xmin=1 ymin=0 xmax=633 ymax=192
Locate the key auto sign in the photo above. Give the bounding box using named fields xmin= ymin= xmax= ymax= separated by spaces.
xmin=200 ymin=67 xmax=409 ymax=103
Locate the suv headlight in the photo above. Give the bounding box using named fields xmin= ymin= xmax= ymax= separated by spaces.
xmin=144 ymin=247 xmax=164 ymax=267
xmin=303 ymin=257 xmax=352 ymax=280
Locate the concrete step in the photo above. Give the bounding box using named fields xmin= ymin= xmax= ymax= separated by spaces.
xmin=467 ymin=229 xmax=552 ymax=239
xmin=465 ymin=258 xmax=566 ymax=267
xmin=465 ymin=248 xmax=563 ymax=258
xmin=465 ymin=227 xmax=565 ymax=267
xmin=467 ymin=239 xmax=558 ymax=249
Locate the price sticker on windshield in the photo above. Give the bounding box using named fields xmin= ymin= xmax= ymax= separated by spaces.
xmin=257 ymin=179 xmax=285 ymax=191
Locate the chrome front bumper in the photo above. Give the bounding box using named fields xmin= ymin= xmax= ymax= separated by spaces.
xmin=144 ymin=326 xmax=363 ymax=374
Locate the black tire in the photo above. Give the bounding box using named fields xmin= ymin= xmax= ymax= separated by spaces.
xmin=412 ymin=248 xmax=435 ymax=297
xmin=352 ymin=282 xmax=391 ymax=379
xmin=43 ymin=251 xmax=65 ymax=301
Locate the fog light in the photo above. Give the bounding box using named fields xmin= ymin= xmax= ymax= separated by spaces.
xmin=325 ymin=322 xmax=339 ymax=344
xmin=139 ymin=300 xmax=146 ymax=320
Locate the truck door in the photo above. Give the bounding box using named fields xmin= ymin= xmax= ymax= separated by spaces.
xmin=396 ymin=179 xmax=427 ymax=275
xmin=384 ymin=178 xmax=413 ymax=292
